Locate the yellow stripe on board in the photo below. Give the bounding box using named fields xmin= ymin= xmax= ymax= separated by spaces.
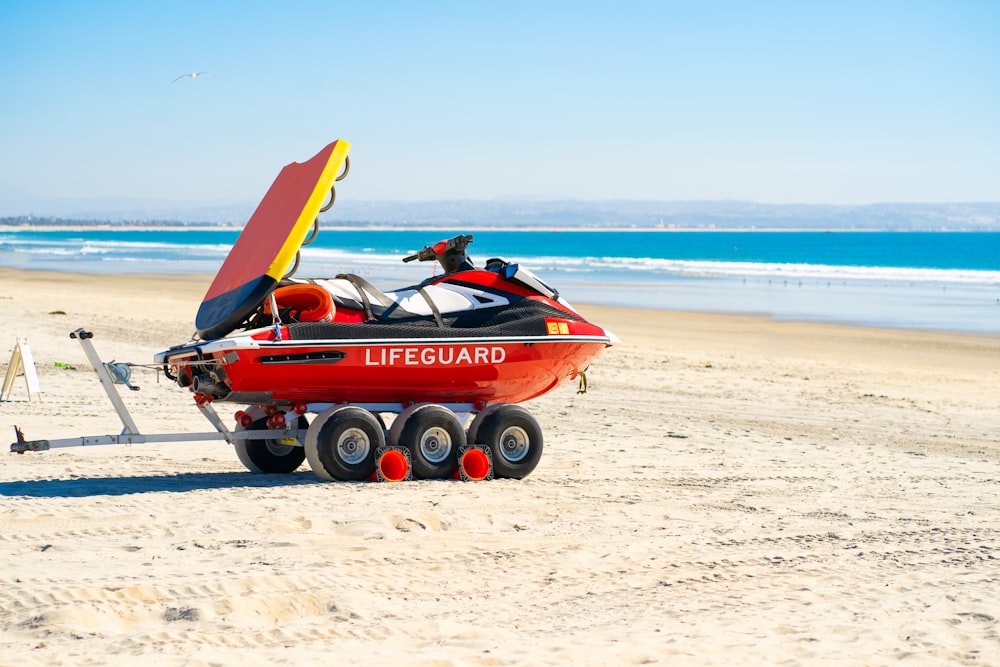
xmin=265 ymin=140 xmax=351 ymax=281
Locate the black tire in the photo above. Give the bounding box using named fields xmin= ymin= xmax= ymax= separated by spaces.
xmin=398 ymin=405 xmax=463 ymax=479
xmin=305 ymin=407 xmax=383 ymax=481
xmin=478 ymin=405 xmax=543 ymax=479
xmin=235 ymin=415 xmax=307 ymax=474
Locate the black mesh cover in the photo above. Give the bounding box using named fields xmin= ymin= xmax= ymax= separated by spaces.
xmin=286 ymin=300 xmax=581 ymax=341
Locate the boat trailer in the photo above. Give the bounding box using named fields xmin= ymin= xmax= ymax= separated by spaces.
xmin=8 ymin=329 xmax=495 ymax=482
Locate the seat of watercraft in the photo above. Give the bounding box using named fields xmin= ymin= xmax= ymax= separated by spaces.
xmin=286 ymin=274 xmax=511 ymax=320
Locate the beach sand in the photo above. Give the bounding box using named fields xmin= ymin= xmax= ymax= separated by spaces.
xmin=1 ymin=267 xmax=999 ymax=666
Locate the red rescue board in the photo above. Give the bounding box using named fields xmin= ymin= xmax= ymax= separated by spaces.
xmin=195 ymin=140 xmax=351 ymax=339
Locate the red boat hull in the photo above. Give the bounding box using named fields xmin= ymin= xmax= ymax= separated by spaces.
xmin=164 ymin=324 xmax=610 ymax=408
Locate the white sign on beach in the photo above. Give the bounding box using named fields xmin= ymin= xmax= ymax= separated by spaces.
xmin=1 ymin=338 xmax=41 ymax=401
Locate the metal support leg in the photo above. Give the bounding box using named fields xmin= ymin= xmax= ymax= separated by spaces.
xmin=71 ymin=329 xmax=140 ymax=436
xmin=195 ymin=399 xmax=235 ymax=445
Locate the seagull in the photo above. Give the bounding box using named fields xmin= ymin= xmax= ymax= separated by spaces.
xmin=172 ymin=72 xmax=212 ymax=83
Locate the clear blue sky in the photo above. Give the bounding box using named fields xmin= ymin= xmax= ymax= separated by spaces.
xmin=1 ymin=0 xmax=998 ymax=215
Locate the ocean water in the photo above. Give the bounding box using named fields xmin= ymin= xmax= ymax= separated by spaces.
xmin=2 ymin=227 xmax=999 ymax=333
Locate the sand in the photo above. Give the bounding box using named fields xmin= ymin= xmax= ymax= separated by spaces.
xmin=1 ymin=267 xmax=999 ymax=666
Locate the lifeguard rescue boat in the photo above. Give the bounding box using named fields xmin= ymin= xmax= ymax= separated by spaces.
xmin=154 ymin=140 xmax=615 ymax=482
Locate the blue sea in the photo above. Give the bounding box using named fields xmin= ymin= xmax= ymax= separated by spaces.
xmin=2 ymin=227 xmax=999 ymax=333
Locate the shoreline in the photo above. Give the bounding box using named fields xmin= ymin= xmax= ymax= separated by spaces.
xmin=3 ymin=266 xmax=1000 ymax=338
xmin=5 ymin=223 xmax=1000 ymax=233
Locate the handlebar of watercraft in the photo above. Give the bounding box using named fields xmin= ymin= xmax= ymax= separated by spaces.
xmin=402 ymin=235 xmax=474 ymax=263
xmin=402 ymin=249 xmax=429 ymax=263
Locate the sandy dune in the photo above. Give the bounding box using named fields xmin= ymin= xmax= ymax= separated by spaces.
xmin=2 ymin=268 xmax=999 ymax=665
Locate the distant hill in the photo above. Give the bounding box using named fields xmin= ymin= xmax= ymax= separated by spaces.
xmin=3 ymin=200 xmax=999 ymax=230
xmin=331 ymin=200 xmax=1000 ymax=231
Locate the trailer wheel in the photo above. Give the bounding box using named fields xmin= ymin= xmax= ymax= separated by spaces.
xmin=235 ymin=414 xmax=307 ymax=474
xmin=477 ymin=405 xmax=543 ymax=479
xmin=398 ymin=405 xmax=463 ymax=479
xmin=305 ymin=406 xmax=383 ymax=481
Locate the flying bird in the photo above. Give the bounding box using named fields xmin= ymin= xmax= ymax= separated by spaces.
xmin=172 ymin=72 xmax=212 ymax=83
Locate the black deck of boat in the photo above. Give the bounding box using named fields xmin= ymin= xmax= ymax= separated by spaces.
xmin=286 ymin=299 xmax=582 ymax=340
